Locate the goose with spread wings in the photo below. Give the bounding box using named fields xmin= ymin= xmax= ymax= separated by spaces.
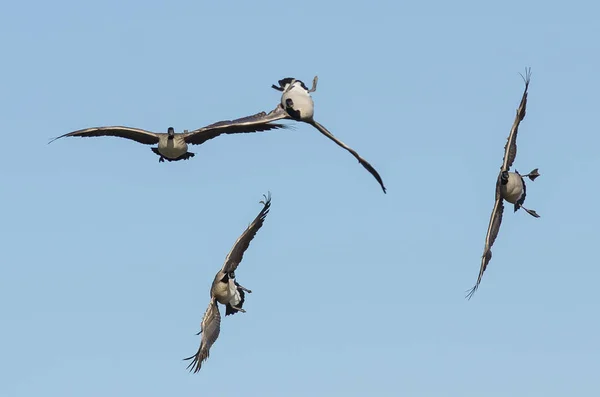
xmin=466 ymin=68 xmax=541 ymax=299
xmin=48 ymin=113 xmax=289 ymax=162
xmin=184 ymin=193 xmax=271 ymax=373
xmin=231 ymin=76 xmax=386 ymax=193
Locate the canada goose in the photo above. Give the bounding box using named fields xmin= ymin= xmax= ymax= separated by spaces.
xmin=239 ymin=76 xmax=386 ymax=193
xmin=184 ymin=193 xmax=271 ymax=373
xmin=48 ymin=113 xmax=289 ymax=162
xmin=466 ymin=68 xmax=541 ymax=299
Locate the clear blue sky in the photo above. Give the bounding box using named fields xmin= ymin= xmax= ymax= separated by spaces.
xmin=2 ymin=1 xmax=599 ymax=396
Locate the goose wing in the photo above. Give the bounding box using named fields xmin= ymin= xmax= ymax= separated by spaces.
xmin=221 ymin=193 xmax=272 ymax=274
xmin=467 ymin=178 xmax=505 ymax=299
xmin=309 ymin=120 xmax=387 ymax=193
xmin=183 ymin=297 xmax=221 ymax=373
xmin=501 ymin=68 xmax=531 ymax=171
xmin=183 ymin=107 xmax=291 ymax=146
xmin=49 ymin=126 xmax=160 ymax=145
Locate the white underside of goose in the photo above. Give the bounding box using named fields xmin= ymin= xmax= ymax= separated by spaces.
xmin=282 ymin=85 xmax=314 ymax=120
xmin=500 ymin=172 xmax=524 ymax=204
xmin=213 ymin=279 xmax=241 ymax=306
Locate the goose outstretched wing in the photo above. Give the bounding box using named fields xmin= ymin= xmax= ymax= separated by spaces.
xmin=467 ymin=179 xmax=505 ymax=299
xmin=501 ymin=68 xmax=531 ymax=172
xmin=183 ymin=110 xmax=290 ymax=146
xmin=184 ymin=297 xmax=221 ymax=373
xmin=49 ymin=126 xmax=160 ymax=145
xmin=221 ymin=193 xmax=272 ymax=274
xmin=309 ymin=120 xmax=387 ymax=193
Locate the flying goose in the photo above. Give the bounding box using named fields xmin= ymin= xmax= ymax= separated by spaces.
xmin=466 ymin=68 xmax=541 ymax=299
xmin=232 ymin=76 xmax=386 ymax=193
xmin=184 ymin=193 xmax=271 ymax=373
xmin=48 ymin=113 xmax=289 ymax=162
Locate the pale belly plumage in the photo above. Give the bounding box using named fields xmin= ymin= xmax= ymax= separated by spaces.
xmin=282 ymin=87 xmax=314 ymax=120
xmin=213 ymin=279 xmax=240 ymax=305
xmin=157 ymin=136 xmax=188 ymax=159
xmin=500 ymin=172 xmax=524 ymax=204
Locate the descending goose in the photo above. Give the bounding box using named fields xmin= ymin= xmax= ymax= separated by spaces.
xmin=466 ymin=68 xmax=541 ymax=299
xmin=184 ymin=193 xmax=271 ymax=373
xmin=231 ymin=76 xmax=386 ymax=193
xmin=48 ymin=113 xmax=289 ymax=162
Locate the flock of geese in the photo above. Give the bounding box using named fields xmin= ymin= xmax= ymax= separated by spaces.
xmin=49 ymin=69 xmax=540 ymax=372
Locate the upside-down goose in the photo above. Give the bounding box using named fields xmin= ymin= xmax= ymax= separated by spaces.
xmin=49 ymin=113 xmax=289 ymax=162
xmin=466 ymin=68 xmax=541 ymax=299
xmin=236 ymin=76 xmax=386 ymax=193
xmin=184 ymin=193 xmax=271 ymax=373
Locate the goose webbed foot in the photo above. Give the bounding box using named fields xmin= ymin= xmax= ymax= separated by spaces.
xmin=308 ymin=75 xmax=318 ymax=92
xmin=151 ymin=147 xmax=166 ymax=162
xmin=523 ymin=168 xmax=540 ymax=181
xmin=235 ymin=280 xmax=252 ymax=293
xmin=180 ymin=152 xmax=195 ymax=161
xmin=238 ymin=285 xmax=252 ymax=294
xmin=521 ymin=205 xmax=540 ymax=218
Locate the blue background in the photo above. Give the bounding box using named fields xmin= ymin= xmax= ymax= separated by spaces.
xmin=1 ymin=1 xmax=599 ymax=396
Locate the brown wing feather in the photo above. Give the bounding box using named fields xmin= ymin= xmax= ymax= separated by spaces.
xmin=221 ymin=193 xmax=272 ymax=274
xmin=48 ymin=126 xmax=160 ymax=145
xmin=183 ymin=298 xmax=221 ymax=373
xmin=309 ymin=120 xmax=387 ymax=193
xmin=467 ymin=178 xmax=505 ymax=299
xmin=502 ymin=68 xmax=531 ymax=171
xmin=183 ymin=107 xmax=291 ymax=145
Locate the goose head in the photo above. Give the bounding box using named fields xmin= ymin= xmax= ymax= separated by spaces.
xmin=500 ymin=171 xmax=509 ymax=185
xmin=220 ymin=271 xmax=235 ymax=283
xmin=286 ymin=79 xmax=311 ymax=95
xmin=167 ymin=127 xmax=175 ymax=140
xmin=272 ymin=77 xmax=298 ymax=92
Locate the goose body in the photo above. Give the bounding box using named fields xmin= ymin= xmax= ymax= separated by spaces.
xmin=156 ymin=134 xmax=189 ymax=160
xmin=184 ymin=194 xmax=271 ymax=373
xmin=212 ymin=271 xmax=244 ymax=309
xmin=500 ymin=171 xmax=524 ymax=204
xmin=467 ymin=68 xmax=541 ymax=299
xmin=281 ymin=80 xmax=315 ymax=120
xmin=211 ymin=275 xmax=233 ymax=303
